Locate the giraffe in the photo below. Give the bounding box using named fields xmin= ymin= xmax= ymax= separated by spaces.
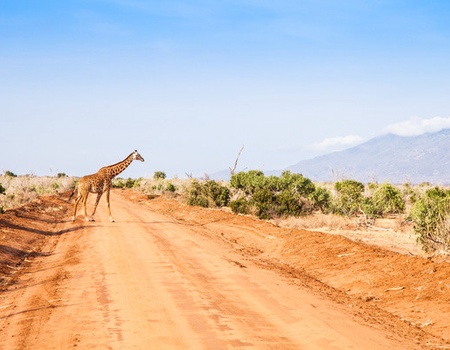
xmin=71 ymin=150 xmax=144 ymax=222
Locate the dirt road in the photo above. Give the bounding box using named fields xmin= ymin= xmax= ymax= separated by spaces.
xmin=0 ymin=190 xmax=448 ymax=349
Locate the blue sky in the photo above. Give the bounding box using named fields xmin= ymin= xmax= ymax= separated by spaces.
xmin=2 ymin=1 xmax=450 ymax=178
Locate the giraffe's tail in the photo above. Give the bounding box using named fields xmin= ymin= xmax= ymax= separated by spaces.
xmin=69 ymin=183 xmax=78 ymax=201
xmin=69 ymin=178 xmax=82 ymax=201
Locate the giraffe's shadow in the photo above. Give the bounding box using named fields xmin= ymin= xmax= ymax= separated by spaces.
xmin=0 ymin=219 xmax=87 ymax=236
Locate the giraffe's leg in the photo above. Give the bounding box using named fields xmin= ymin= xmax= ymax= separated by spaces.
xmin=82 ymin=192 xmax=91 ymax=221
xmin=90 ymin=192 xmax=103 ymax=221
xmin=106 ymin=188 xmax=114 ymax=222
xmin=72 ymin=192 xmax=82 ymax=222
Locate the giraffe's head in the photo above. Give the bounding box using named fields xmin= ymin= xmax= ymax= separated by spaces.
xmin=132 ymin=150 xmax=145 ymax=162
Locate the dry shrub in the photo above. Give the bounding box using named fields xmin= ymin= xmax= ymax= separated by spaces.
xmin=0 ymin=175 xmax=75 ymax=210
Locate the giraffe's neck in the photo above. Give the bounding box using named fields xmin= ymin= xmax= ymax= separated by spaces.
xmin=100 ymin=153 xmax=135 ymax=179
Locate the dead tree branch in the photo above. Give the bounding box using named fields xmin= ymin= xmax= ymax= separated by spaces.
xmin=229 ymin=145 xmax=245 ymax=176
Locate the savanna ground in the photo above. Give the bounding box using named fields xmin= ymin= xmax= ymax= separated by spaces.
xmin=0 ymin=183 xmax=450 ymax=348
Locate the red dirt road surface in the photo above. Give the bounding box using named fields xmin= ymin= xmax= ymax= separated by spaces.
xmin=1 ymin=189 xmax=450 ymax=349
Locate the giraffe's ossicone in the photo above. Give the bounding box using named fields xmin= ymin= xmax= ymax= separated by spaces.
xmin=71 ymin=150 xmax=145 ymax=222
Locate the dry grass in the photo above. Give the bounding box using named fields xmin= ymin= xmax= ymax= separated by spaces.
xmin=271 ymin=212 xmax=351 ymax=231
xmin=0 ymin=175 xmax=75 ymax=210
xmin=271 ymin=212 xmax=422 ymax=255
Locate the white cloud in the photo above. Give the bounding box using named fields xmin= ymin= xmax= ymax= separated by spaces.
xmin=311 ymin=135 xmax=364 ymax=152
xmin=384 ymin=116 xmax=450 ymax=137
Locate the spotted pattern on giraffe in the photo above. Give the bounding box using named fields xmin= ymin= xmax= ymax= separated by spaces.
xmin=71 ymin=150 xmax=144 ymax=222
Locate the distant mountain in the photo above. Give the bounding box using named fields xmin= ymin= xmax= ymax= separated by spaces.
xmin=286 ymin=129 xmax=450 ymax=184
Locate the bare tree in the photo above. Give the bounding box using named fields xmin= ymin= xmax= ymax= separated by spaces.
xmin=229 ymin=145 xmax=245 ymax=176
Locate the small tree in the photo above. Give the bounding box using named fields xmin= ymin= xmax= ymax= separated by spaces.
xmin=333 ymin=179 xmax=364 ymax=216
xmin=371 ymin=183 xmax=405 ymax=216
xmin=410 ymin=187 xmax=450 ymax=253
xmin=4 ymin=170 xmax=17 ymax=177
xmin=154 ymin=171 xmax=166 ymax=180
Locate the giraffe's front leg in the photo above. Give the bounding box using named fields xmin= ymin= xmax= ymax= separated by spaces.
xmin=90 ymin=192 xmax=103 ymax=221
xmin=106 ymin=189 xmax=115 ymax=222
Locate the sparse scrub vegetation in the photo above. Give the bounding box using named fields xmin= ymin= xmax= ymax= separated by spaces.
xmin=410 ymin=187 xmax=450 ymax=253
xmin=129 ymin=176 xmax=186 ymax=196
xmin=2 ymin=169 xmax=450 ymax=254
xmin=112 ymin=177 xmax=142 ymax=189
xmin=0 ymin=174 xmax=75 ymax=210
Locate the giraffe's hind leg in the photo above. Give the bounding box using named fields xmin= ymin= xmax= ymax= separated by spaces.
xmin=72 ymin=192 xmax=82 ymax=222
xmin=82 ymin=192 xmax=92 ymax=221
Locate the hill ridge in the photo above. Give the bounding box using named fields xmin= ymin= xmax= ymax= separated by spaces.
xmin=286 ymin=129 xmax=450 ymax=184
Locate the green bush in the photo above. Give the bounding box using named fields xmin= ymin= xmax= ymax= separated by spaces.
xmin=153 ymin=171 xmax=167 ymax=180
xmin=4 ymin=170 xmax=17 ymax=177
xmin=186 ymin=180 xmax=230 ymax=208
xmin=230 ymin=170 xmax=265 ymax=195
xmin=331 ymin=181 xmax=405 ymax=219
xmin=166 ymin=183 xmax=177 ymax=192
xmin=112 ymin=177 xmax=141 ymax=189
xmin=124 ymin=178 xmax=136 ymax=188
xmin=229 ymin=170 xmax=322 ymax=219
xmin=310 ymin=186 xmax=331 ymax=212
xmin=275 ymin=189 xmax=304 ymax=217
xmin=410 ymin=187 xmax=450 ymax=253
xmin=371 ymin=183 xmax=405 ymax=216
xmin=279 ymin=171 xmax=316 ymax=196
xmin=203 ymin=180 xmax=230 ymax=207
xmin=333 ymin=179 xmax=364 ymax=216
xmin=229 ymin=198 xmax=250 ymax=215
xmin=252 ymin=187 xmax=276 ymax=219
xmin=360 ymin=197 xmax=381 ymax=219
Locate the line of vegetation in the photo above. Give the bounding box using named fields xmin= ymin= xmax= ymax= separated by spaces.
xmin=182 ymin=171 xmax=447 ymax=254
xmin=2 ymin=168 xmax=449 ymax=254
